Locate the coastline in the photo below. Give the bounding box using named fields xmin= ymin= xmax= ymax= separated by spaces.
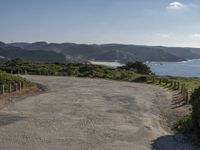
xmin=147 ymin=59 xmax=200 ymax=77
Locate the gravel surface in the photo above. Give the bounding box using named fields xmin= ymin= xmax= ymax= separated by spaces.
xmin=0 ymin=75 xmax=198 ymax=150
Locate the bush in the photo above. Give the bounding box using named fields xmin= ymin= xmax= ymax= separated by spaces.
xmin=1 ymin=59 xmax=141 ymax=81
xmin=175 ymin=114 xmax=193 ymax=134
xmin=190 ymin=87 xmax=200 ymax=136
xmin=133 ymin=76 xmax=148 ymax=83
xmin=174 ymin=87 xmax=200 ymax=145
xmin=119 ymin=61 xmax=152 ymax=75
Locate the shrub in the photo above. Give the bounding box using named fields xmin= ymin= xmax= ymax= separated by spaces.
xmin=1 ymin=59 xmax=140 ymax=81
xmin=119 ymin=61 xmax=152 ymax=75
xmin=190 ymin=87 xmax=200 ymax=136
xmin=175 ymin=87 xmax=200 ymax=145
xmin=175 ymin=114 xmax=193 ymax=134
xmin=133 ymin=76 xmax=148 ymax=83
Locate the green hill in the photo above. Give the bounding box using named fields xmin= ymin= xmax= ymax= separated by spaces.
xmin=1 ymin=41 xmax=200 ymax=63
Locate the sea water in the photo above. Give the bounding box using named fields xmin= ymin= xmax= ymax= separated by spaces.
xmin=146 ymin=59 xmax=200 ymax=77
xmin=90 ymin=60 xmax=200 ymax=77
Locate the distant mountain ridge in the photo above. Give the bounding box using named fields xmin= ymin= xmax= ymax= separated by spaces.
xmin=0 ymin=43 xmax=66 ymax=63
xmin=0 ymin=41 xmax=200 ymax=63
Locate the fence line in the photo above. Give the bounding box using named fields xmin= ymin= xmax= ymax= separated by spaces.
xmin=4 ymin=71 xmax=191 ymax=104
xmin=150 ymin=76 xmax=189 ymax=104
xmin=0 ymin=81 xmax=23 ymax=95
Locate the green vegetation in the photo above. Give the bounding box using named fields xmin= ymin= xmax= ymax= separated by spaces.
xmin=163 ymin=76 xmax=200 ymax=91
xmin=175 ymin=87 xmax=200 ymax=145
xmin=146 ymin=75 xmax=200 ymax=91
xmin=1 ymin=58 xmax=64 ymax=75
xmin=176 ymin=114 xmax=193 ymax=134
xmin=2 ymin=58 xmax=200 ymax=94
xmin=2 ymin=59 xmax=200 ymax=90
xmin=0 ymin=59 xmax=145 ymax=82
xmin=0 ymin=46 xmax=66 ymax=63
xmin=119 ymin=61 xmax=153 ymax=75
xmin=190 ymin=87 xmax=200 ymax=137
xmin=3 ymin=41 xmax=200 ymax=63
xmin=64 ymin=63 xmax=139 ymax=81
xmin=0 ymin=70 xmax=32 ymax=93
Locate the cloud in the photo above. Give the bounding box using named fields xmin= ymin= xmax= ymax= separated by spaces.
xmin=189 ymin=34 xmax=200 ymax=39
xmin=167 ymin=2 xmax=187 ymax=10
xmin=156 ymin=33 xmax=170 ymax=38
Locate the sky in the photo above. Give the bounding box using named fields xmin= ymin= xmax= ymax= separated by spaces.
xmin=0 ymin=0 xmax=200 ymax=47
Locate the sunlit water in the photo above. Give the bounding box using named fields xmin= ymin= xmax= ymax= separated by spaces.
xmin=146 ymin=59 xmax=200 ymax=77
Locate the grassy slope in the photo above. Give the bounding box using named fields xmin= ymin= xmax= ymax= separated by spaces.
xmin=171 ymin=77 xmax=200 ymax=91
xmin=0 ymin=59 xmax=139 ymax=82
xmin=0 ymin=71 xmax=32 ymax=92
xmin=157 ymin=76 xmax=200 ymax=91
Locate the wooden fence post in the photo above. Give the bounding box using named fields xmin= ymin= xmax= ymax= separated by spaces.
xmin=1 ymin=84 xmax=5 ymax=94
xmin=152 ymin=76 xmax=155 ymax=83
xmin=174 ymin=81 xmax=177 ymax=89
xmin=165 ymin=79 xmax=168 ymax=86
xmin=177 ymin=82 xmax=180 ymax=90
xmin=173 ymin=81 xmax=175 ymax=89
xmin=182 ymin=88 xmax=185 ymax=101
xmin=159 ymin=78 xmax=161 ymax=84
xmin=185 ymin=90 xmax=189 ymax=104
xmin=21 ymin=81 xmax=24 ymax=88
xmin=170 ymin=81 xmax=173 ymax=87
xmin=9 ymin=83 xmax=12 ymax=93
xmin=19 ymin=82 xmax=21 ymax=91
xmin=182 ymin=85 xmax=185 ymax=94
xmin=162 ymin=79 xmax=165 ymax=85
xmin=181 ymin=84 xmax=184 ymax=92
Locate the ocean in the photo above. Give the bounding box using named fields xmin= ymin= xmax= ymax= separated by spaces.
xmin=90 ymin=59 xmax=200 ymax=77
xmin=146 ymin=59 xmax=200 ymax=77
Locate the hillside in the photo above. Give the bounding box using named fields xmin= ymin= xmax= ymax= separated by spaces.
xmin=1 ymin=41 xmax=200 ymax=63
xmin=158 ymin=46 xmax=200 ymax=60
xmin=0 ymin=46 xmax=66 ymax=63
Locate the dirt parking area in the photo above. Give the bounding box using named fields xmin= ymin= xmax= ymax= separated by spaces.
xmin=0 ymin=75 xmax=197 ymax=150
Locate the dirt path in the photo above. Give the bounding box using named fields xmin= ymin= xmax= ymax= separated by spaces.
xmin=0 ymin=75 xmax=197 ymax=150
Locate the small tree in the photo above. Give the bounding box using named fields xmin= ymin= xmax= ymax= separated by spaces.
xmin=119 ymin=61 xmax=153 ymax=75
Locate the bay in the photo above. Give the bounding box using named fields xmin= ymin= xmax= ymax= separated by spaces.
xmin=90 ymin=60 xmax=200 ymax=77
xmin=146 ymin=59 xmax=200 ymax=77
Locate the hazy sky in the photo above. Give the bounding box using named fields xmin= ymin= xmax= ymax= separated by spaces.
xmin=1 ymin=0 xmax=200 ymax=47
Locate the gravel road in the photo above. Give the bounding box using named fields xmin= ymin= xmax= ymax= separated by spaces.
xmin=0 ymin=76 xmax=197 ymax=150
